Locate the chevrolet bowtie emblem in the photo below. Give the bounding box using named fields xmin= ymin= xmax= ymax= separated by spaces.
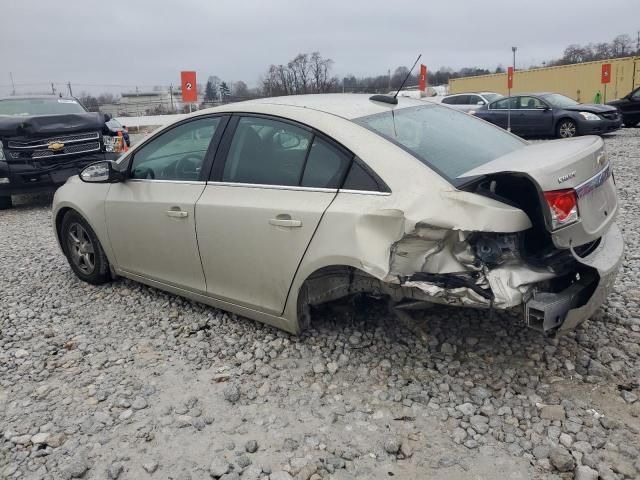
xmin=48 ymin=142 xmax=65 ymax=152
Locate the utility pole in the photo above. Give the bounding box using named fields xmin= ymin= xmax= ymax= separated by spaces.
xmin=508 ymin=46 xmax=517 ymax=133
xmin=169 ymin=84 xmax=174 ymax=113
xmin=135 ymin=86 xmax=140 ymax=118
xmin=388 ymin=69 xmax=391 ymax=91
xmin=67 ymin=81 xmax=73 ymax=97
xmin=51 ymin=82 xmax=56 ymax=95
xmin=9 ymin=72 xmax=15 ymax=95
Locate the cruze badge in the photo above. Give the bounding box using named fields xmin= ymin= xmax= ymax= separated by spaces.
xmin=557 ymin=171 xmax=576 ymax=184
xmin=48 ymin=142 xmax=65 ymax=152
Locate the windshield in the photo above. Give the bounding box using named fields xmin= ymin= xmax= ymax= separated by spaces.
xmin=0 ymin=98 xmax=87 ymax=116
xmin=354 ymin=104 xmax=526 ymax=184
xmin=482 ymin=93 xmax=503 ymax=103
xmin=543 ymin=94 xmax=579 ymax=108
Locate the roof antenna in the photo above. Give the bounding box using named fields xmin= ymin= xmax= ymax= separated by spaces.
xmin=394 ymin=54 xmax=422 ymax=99
xmin=370 ymin=54 xmax=422 ymax=105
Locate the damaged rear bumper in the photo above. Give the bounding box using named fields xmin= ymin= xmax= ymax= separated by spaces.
xmin=394 ymin=222 xmax=623 ymax=334
xmin=523 ymin=222 xmax=623 ymax=332
xmin=553 ymin=222 xmax=623 ymax=332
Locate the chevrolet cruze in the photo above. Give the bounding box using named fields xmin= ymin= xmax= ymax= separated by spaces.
xmin=52 ymin=94 xmax=623 ymax=334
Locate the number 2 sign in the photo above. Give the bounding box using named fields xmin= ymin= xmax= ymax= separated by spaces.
xmin=181 ymin=71 xmax=198 ymax=102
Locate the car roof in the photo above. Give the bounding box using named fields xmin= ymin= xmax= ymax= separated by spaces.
xmin=0 ymin=95 xmax=79 ymax=101
xmin=509 ymin=92 xmax=553 ymax=97
xmin=445 ymin=92 xmax=498 ymax=97
xmin=222 ymin=93 xmax=427 ymax=120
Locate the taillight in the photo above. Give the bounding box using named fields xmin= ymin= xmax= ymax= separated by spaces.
xmin=544 ymin=189 xmax=579 ymax=230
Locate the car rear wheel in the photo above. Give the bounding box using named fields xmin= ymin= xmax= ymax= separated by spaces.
xmin=557 ymin=119 xmax=578 ymax=138
xmin=0 ymin=195 xmax=12 ymax=210
xmin=61 ymin=210 xmax=112 ymax=284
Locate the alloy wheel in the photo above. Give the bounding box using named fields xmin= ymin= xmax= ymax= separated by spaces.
xmin=559 ymin=121 xmax=577 ymax=138
xmin=67 ymin=223 xmax=96 ymax=274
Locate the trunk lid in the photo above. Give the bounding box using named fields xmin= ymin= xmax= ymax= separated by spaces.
xmin=458 ymin=136 xmax=617 ymax=248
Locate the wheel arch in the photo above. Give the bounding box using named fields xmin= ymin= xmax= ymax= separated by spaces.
xmin=53 ymin=201 xmax=116 ymax=267
xmin=284 ymin=259 xmax=389 ymax=333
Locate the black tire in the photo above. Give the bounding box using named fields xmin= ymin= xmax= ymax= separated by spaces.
xmin=61 ymin=210 xmax=112 ymax=285
xmin=0 ymin=195 xmax=12 ymax=210
xmin=556 ymin=119 xmax=578 ymax=138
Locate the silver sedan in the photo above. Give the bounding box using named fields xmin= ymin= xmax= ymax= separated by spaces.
xmin=52 ymin=94 xmax=623 ymax=334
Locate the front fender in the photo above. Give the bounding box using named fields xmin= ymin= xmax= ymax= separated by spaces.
xmin=52 ymin=177 xmax=114 ymax=265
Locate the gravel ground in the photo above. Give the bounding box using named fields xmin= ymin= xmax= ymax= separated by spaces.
xmin=1 ymin=129 xmax=639 ymax=480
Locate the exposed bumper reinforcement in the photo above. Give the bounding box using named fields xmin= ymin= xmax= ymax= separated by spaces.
xmin=525 ymin=222 xmax=623 ymax=333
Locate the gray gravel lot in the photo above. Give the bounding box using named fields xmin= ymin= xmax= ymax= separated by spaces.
xmin=1 ymin=129 xmax=639 ymax=480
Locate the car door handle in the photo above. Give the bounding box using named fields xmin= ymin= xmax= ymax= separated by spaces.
xmin=166 ymin=209 xmax=188 ymax=218
xmin=269 ymin=215 xmax=302 ymax=228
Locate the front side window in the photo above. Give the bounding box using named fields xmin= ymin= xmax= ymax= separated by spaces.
xmin=518 ymin=96 xmax=547 ymax=109
xmin=631 ymin=88 xmax=640 ymax=99
xmin=130 ymin=117 xmax=220 ymax=181
xmin=222 ymin=117 xmax=312 ymax=186
xmin=354 ymin=104 xmax=526 ymax=184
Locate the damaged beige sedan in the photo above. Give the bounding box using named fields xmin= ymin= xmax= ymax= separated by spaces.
xmin=52 ymin=94 xmax=623 ymax=335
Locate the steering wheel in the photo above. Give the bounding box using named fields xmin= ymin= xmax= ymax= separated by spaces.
xmin=133 ymin=167 xmax=155 ymax=179
xmin=166 ymin=154 xmax=202 ymax=180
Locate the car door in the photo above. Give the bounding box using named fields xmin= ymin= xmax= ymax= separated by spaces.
xmin=483 ymin=97 xmax=515 ymax=129
xmin=513 ymin=96 xmax=553 ymax=136
xmin=196 ymin=115 xmax=352 ymax=315
xmin=105 ymin=116 xmax=228 ymax=292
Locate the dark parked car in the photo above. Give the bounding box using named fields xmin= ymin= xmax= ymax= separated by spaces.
xmin=472 ymin=92 xmax=622 ymax=138
xmin=607 ymin=86 xmax=640 ymax=127
xmin=0 ymin=95 xmax=123 ymax=209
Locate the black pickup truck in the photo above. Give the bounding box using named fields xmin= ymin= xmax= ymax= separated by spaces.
xmin=0 ymin=95 xmax=124 ymax=209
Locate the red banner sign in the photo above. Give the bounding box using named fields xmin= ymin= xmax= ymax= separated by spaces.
xmin=601 ymin=63 xmax=611 ymax=84
xmin=419 ymin=64 xmax=427 ymax=92
xmin=507 ymin=67 xmax=513 ymax=89
xmin=181 ymin=71 xmax=198 ymax=102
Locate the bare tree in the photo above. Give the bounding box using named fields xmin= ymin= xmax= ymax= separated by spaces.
xmin=611 ymin=34 xmax=633 ymax=56
xmin=232 ymin=81 xmax=249 ymax=97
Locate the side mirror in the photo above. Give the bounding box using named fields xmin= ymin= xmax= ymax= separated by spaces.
xmin=79 ymin=161 xmax=122 ymax=183
xmin=477 ymin=100 xmax=485 ymax=105
xmin=103 ymin=113 xmax=112 ymax=122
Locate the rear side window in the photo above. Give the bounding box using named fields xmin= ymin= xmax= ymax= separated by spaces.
xmin=354 ymin=104 xmax=526 ymax=185
xmin=301 ymin=137 xmax=351 ymax=188
xmin=222 ymin=117 xmax=312 ymax=186
xmin=441 ymin=96 xmax=457 ymax=105
xmin=342 ymin=161 xmax=386 ymax=192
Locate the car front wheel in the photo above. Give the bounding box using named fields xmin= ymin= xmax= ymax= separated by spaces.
xmin=557 ymin=119 xmax=578 ymax=138
xmin=61 ymin=210 xmax=112 ymax=285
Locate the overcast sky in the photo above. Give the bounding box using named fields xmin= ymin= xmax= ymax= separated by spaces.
xmin=1 ymin=0 xmax=639 ymax=95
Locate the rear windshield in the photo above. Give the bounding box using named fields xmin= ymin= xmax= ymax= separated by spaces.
xmin=354 ymin=104 xmax=526 ymax=184
xmin=0 ymin=98 xmax=87 ymax=116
